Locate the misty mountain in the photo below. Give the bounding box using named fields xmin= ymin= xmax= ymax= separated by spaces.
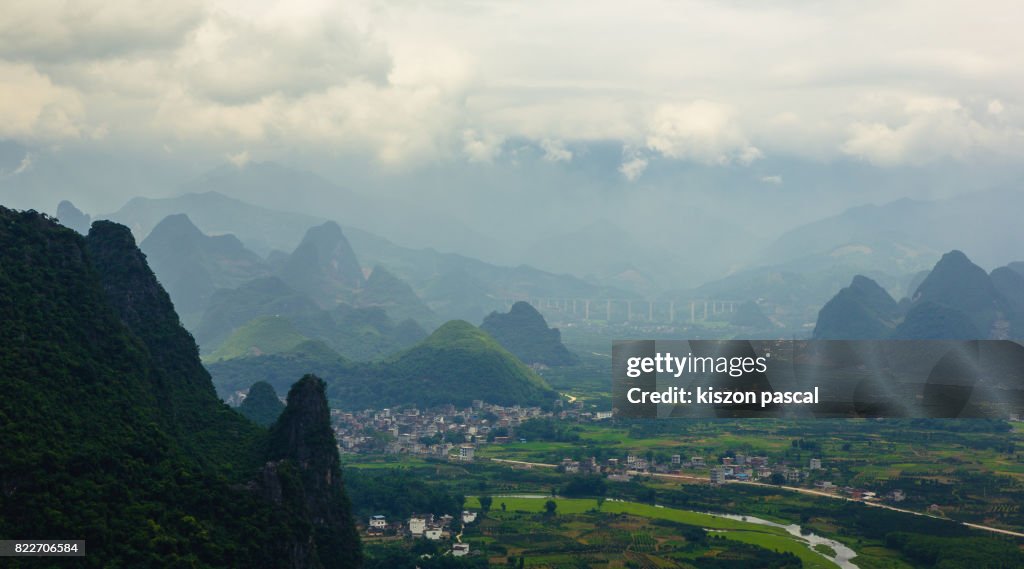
xmin=56 ymin=199 xmax=91 ymax=234
xmin=813 ymin=251 xmax=1024 ymax=340
xmin=280 ymin=221 xmax=365 ymax=306
xmin=104 ymin=189 xmax=325 ymax=255
xmin=481 ymin=301 xmax=579 ymax=366
xmin=140 ymin=213 xmax=271 ymax=321
xmin=357 ymin=265 xmax=438 ymax=329
xmin=813 ymin=275 xmax=901 ymax=340
xmin=730 ymin=300 xmax=774 ymax=330
xmin=194 ymin=276 xmax=426 ymax=361
xmin=763 ymin=188 xmax=1024 ymax=271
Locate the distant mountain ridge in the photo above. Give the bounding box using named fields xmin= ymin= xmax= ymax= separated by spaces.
xmin=813 ymin=250 xmax=1024 ymax=340
xmin=481 ymin=301 xmax=579 ymax=366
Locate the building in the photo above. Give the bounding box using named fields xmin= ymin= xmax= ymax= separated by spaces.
xmin=671 ymin=454 xmax=681 ymax=466
xmin=408 ymin=516 xmax=426 ymax=536
xmin=369 ymin=515 xmax=387 ymax=530
xmin=459 ymin=445 xmax=475 ymax=462
xmin=425 ymin=528 xmax=443 ymax=540
xmin=691 ymin=456 xmax=705 ymax=467
xmin=462 ymin=511 xmax=478 ymax=524
xmin=710 ymin=467 xmax=727 ymax=485
xmin=452 ymin=544 xmax=470 ymax=557
xmin=809 ymin=458 xmax=822 ymax=470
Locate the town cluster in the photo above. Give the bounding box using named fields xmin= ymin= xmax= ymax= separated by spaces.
xmin=331 ymin=399 xmax=611 ymax=456
xmin=363 ymin=511 xmax=478 ymax=557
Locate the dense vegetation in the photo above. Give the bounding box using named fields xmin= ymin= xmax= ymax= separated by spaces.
xmin=238 ymin=381 xmax=286 ymax=426
xmin=209 ymin=320 xmax=557 ymax=409
xmin=0 ymin=208 xmax=361 ymax=568
xmin=480 ymin=301 xmax=579 ymax=366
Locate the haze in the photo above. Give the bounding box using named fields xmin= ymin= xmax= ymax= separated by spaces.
xmin=2 ymin=0 xmax=1023 ymax=290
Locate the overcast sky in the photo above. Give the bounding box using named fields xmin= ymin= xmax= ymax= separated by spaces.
xmin=1 ymin=0 xmax=1023 ymax=257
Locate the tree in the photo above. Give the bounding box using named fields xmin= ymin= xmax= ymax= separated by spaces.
xmin=770 ymin=472 xmax=787 ymax=485
xmin=500 ymin=502 xmax=507 ymax=512
xmin=479 ymin=495 xmax=493 ymax=515
xmin=544 ymin=500 xmax=558 ymax=516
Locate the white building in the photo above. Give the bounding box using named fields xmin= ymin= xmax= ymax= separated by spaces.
xmin=462 ymin=511 xmax=478 ymax=524
xmin=425 ymin=528 xmax=443 ymax=540
xmin=710 ymin=467 xmax=727 ymax=485
xmin=809 ymin=458 xmax=822 ymax=470
xmin=369 ymin=515 xmax=387 ymax=530
xmin=452 ymin=544 xmax=470 ymax=557
xmin=408 ymin=516 xmax=426 ymax=536
xmin=459 ymin=445 xmax=475 ymax=462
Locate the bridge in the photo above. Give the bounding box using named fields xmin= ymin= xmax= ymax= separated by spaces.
xmin=501 ymin=298 xmax=743 ymax=324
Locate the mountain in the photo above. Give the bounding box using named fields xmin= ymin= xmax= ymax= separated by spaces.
xmin=266 ymin=375 xmax=362 ymax=567
xmin=140 ymin=214 xmax=271 ymax=321
xmin=193 ymin=276 xmax=334 ymax=351
xmin=891 ymin=301 xmax=982 ymax=340
xmin=209 ymin=320 xmax=556 ymax=409
xmin=813 ymin=251 xmax=1024 ymax=340
xmin=280 ymin=221 xmax=365 ymax=307
xmin=56 ymin=199 xmax=91 ymax=234
xmin=206 ymin=315 xmax=316 ymax=362
xmin=813 ymin=275 xmax=901 ymax=340
xmin=239 ymin=381 xmax=286 ymax=426
xmin=357 ymin=265 xmax=438 ymax=329
xmin=730 ymin=300 xmax=774 ymax=329
xmin=762 ymin=188 xmax=1024 ymax=271
xmin=480 ymin=301 xmax=579 ymax=366
xmin=194 ymin=276 xmax=425 ymax=362
xmin=104 ymin=190 xmax=325 ymax=255
xmin=911 ymin=250 xmax=1003 ymax=333
xmin=0 ymin=207 xmax=361 ymax=567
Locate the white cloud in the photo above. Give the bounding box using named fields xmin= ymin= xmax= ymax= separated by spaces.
xmin=461 ymin=129 xmax=504 ymax=163
xmin=645 ymin=101 xmax=763 ymax=166
xmin=760 ymin=175 xmax=782 ymax=185
xmin=1 ymin=0 xmax=1024 ymax=168
xmin=841 ymin=94 xmax=1024 ymax=165
xmin=619 ymin=156 xmax=649 ymax=181
xmin=539 ymin=139 xmax=572 ymax=162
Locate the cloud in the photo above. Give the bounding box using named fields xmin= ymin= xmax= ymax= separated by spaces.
xmin=645 ymin=101 xmax=763 ymax=166
xmin=1 ymin=0 xmax=1023 ymax=169
xmin=840 ymin=94 xmax=1024 ymax=165
xmin=619 ymin=156 xmax=649 ymax=181
xmin=0 ymin=0 xmax=204 ymax=62
xmin=760 ymin=175 xmax=782 ymax=185
xmin=539 ymin=139 xmax=572 ymax=162
xmin=461 ymin=129 xmax=504 ymax=163
xmin=226 ymin=149 xmax=250 ymax=168
xmin=0 ymin=62 xmax=85 ymax=141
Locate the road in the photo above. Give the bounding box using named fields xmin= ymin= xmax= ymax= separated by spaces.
xmin=487 ymin=457 xmax=1024 ymax=539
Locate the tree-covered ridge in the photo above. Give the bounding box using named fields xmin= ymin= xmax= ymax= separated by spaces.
xmin=480 ymin=301 xmax=579 ymax=366
xmin=239 ymin=381 xmax=286 ymax=426
xmin=208 ymin=320 xmax=557 ymax=409
xmin=281 ymin=221 xmax=365 ymax=306
xmin=194 ymin=276 xmax=425 ymax=362
xmin=814 ymin=250 xmax=1024 ymax=340
xmin=357 ymin=265 xmax=438 ymax=330
xmin=0 ymin=207 xmax=361 ymax=568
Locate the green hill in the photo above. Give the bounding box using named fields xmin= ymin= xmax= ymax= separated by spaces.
xmin=205 ymin=315 xmax=313 ymax=362
xmin=330 ymin=320 xmax=556 ymax=408
xmin=209 ymin=320 xmax=557 ymax=409
xmin=0 ymin=207 xmax=361 ymax=568
xmin=238 ymin=381 xmax=286 ymax=426
xmin=480 ymin=301 xmax=579 ymax=366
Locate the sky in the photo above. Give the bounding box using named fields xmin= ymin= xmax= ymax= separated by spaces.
xmin=1 ymin=0 xmax=1022 ymax=283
